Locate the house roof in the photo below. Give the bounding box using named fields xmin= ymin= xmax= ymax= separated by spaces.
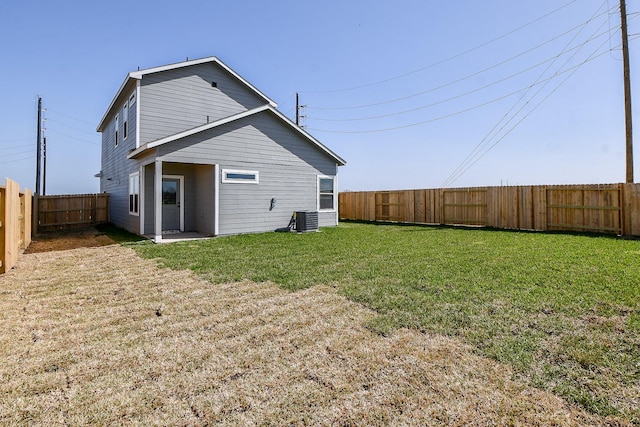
xmin=128 ymin=104 xmax=346 ymax=166
xmin=96 ymin=56 xmax=277 ymax=132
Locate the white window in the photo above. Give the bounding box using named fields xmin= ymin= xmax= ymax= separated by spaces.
xmin=123 ymin=102 xmax=128 ymax=140
xmin=318 ymin=176 xmax=336 ymax=211
xmin=129 ymin=172 xmax=139 ymax=215
xmin=222 ymin=169 xmax=259 ymax=184
xmin=115 ymin=113 xmax=119 ymax=146
xmin=129 ymin=92 xmax=135 ymax=105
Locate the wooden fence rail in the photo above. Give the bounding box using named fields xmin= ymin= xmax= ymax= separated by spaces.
xmin=34 ymin=193 xmax=109 ymax=233
xmin=339 ymin=183 xmax=640 ymax=237
xmin=0 ymin=178 xmax=32 ymax=274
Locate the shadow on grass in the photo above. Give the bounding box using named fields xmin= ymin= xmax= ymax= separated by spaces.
xmin=339 ymin=219 xmax=636 ymax=240
xmin=95 ymin=223 xmax=147 ymax=244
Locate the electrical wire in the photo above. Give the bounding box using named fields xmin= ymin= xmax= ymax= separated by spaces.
xmin=308 ymin=27 xmax=613 ymax=123
xmin=0 ymin=147 xmax=33 ymax=156
xmin=306 ymin=9 xmax=614 ymax=111
xmin=0 ymin=154 xmax=34 ymax=165
xmin=301 ymin=0 xmax=579 ymax=94
xmin=46 ymin=108 xmax=97 ymax=127
xmin=441 ymin=30 xmax=615 ymax=187
xmin=440 ymin=1 xmax=612 ymax=187
xmin=0 ymin=142 xmax=32 ymax=150
xmin=47 ymin=129 xmax=100 ymax=146
xmin=306 ymin=51 xmax=609 ymax=135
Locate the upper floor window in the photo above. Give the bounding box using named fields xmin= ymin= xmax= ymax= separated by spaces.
xmin=123 ymin=103 xmax=128 ymax=140
xmin=115 ymin=113 xmax=119 ymax=146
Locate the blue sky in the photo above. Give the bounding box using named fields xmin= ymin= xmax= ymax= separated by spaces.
xmin=1 ymin=0 xmax=639 ymax=194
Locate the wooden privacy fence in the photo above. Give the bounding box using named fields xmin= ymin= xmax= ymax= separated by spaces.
xmin=0 ymin=178 xmax=32 ymax=274
xmin=339 ymin=183 xmax=640 ymax=237
xmin=34 ymin=193 xmax=109 ymax=233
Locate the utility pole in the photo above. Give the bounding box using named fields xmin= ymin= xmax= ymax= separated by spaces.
xmin=621 ymin=0 xmax=634 ymax=183
xmin=43 ymin=136 xmax=47 ymax=196
xmin=295 ymin=92 xmax=306 ymax=128
xmin=35 ymin=97 xmax=42 ymax=195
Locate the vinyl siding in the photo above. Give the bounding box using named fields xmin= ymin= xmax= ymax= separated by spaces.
xmin=139 ymin=62 xmax=266 ymax=145
xmin=157 ymin=110 xmax=338 ymax=235
xmin=99 ymin=90 xmax=141 ymax=234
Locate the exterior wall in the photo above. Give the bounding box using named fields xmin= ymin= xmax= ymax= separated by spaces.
xmin=99 ymin=87 xmax=141 ymax=234
xmin=139 ymin=62 xmax=266 ymax=145
xmin=195 ymin=164 xmax=216 ymax=234
xmin=158 ymin=110 xmax=339 ymax=235
xmin=141 ymin=162 xmax=216 ymax=236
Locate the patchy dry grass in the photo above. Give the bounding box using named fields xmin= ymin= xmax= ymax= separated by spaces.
xmin=134 ymin=223 xmax=640 ymax=422
xmin=0 ymin=245 xmax=617 ymax=425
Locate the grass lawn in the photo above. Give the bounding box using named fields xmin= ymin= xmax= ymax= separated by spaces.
xmin=132 ymin=222 xmax=640 ymax=422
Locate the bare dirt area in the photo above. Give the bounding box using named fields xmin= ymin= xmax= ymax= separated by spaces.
xmin=0 ymin=245 xmax=622 ymax=425
xmin=24 ymin=228 xmax=119 ymax=254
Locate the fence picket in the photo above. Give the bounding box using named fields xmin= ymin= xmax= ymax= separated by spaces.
xmin=339 ymin=183 xmax=640 ymax=237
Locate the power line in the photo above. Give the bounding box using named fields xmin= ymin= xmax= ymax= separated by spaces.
xmin=307 ymin=8 xmax=615 ymax=112
xmin=46 ymin=108 xmax=97 ymax=127
xmin=306 ymin=51 xmax=610 ymax=135
xmin=301 ymin=0 xmax=579 ymax=94
xmin=0 ymin=154 xmax=34 ymax=165
xmin=0 ymin=147 xmax=33 ymax=156
xmin=47 ymin=129 xmax=100 ymax=146
xmin=441 ymin=30 xmax=615 ymax=187
xmin=308 ymin=28 xmax=613 ymax=123
xmin=0 ymin=142 xmax=32 ymax=150
xmin=441 ymin=2 xmax=612 ymax=187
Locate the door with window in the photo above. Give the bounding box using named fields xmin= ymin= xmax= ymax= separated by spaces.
xmin=162 ymin=177 xmax=181 ymax=231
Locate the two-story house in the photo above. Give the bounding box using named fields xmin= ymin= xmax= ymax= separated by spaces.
xmin=96 ymin=57 xmax=345 ymax=242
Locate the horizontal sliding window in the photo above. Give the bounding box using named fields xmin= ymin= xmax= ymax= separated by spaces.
xmin=222 ymin=169 xmax=259 ymax=184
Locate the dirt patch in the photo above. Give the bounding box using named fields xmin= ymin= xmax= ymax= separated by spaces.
xmin=25 ymin=228 xmax=131 ymax=253
xmin=0 ymin=246 xmax=624 ymax=426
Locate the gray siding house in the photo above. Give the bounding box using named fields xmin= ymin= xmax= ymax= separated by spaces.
xmin=96 ymin=57 xmax=345 ymax=242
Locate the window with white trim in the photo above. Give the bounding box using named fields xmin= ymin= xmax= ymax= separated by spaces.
xmin=115 ymin=113 xmax=119 ymax=146
xmin=129 ymin=172 xmax=139 ymax=215
xmin=222 ymin=169 xmax=259 ymax=184
xmin=318 ymin=176 xmax=335 ymax=210
xmin=123 ymin=102 xmax=128 ymax=140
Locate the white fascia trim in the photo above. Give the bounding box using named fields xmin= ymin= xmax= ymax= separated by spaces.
xmin=267 ymin=107 xmax=347 ymax=166
xmin=129 ymin=56 xmax=277 ymax=107
xmin=97 ymin=73 xmax=141 ymax=132
xmin=135 ymin=80 xmax=141 ymax=148
xmin=127 ymin=105 xmax=270 ymax=159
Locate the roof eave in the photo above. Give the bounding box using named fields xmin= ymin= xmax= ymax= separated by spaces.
xmin=266 ymin=107 xmax=346 ymax=166
xmin=96 ymin=73 xmax=140 ymax=132
xmin=100 ymin=56 xmax=278 ymax=133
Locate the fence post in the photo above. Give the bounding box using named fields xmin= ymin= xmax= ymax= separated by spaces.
xmin=22 ymin=188 xmax=32 ymax=248
xmin=32 ymin=193 xmax=39 ymax=237
xmin=0 ymin=184 xmax=4 ymax=274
